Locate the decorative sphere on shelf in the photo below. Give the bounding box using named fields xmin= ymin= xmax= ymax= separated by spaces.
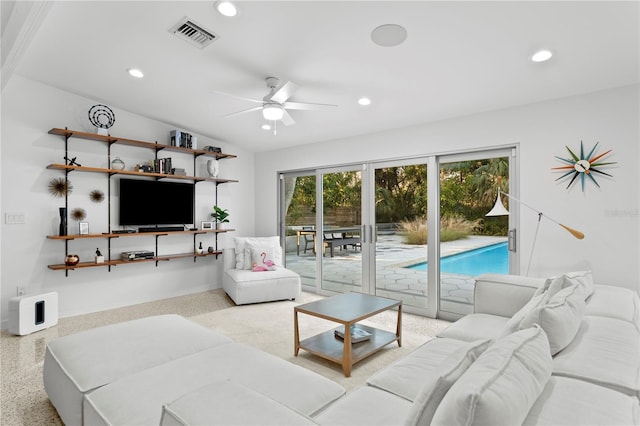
xmin=111 ymin=157 xmax=125 ymax=170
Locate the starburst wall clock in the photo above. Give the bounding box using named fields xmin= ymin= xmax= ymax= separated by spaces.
xmin=552 ymin=141 xmax=616 ymax=192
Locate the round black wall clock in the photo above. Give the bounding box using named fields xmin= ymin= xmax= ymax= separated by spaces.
xmin=553 ymin=141 xmax=616 ymax=192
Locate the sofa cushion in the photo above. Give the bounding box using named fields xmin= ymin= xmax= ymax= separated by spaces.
xmin=431 ymin=326 xmax=552 ymax=426
xmin=160 ymin=381 xmax=316 ymax=426
xmin=437 ymin=313 xmax=509 ymax=342
xmin=233 ymin=236 xmax=281 ymax=270
xmin=84 ymin=342 xmax=344 ymax=425
xmin=473 ymin=274 xmax=546 ymax=317
xmin=585 ymin=284 xmax=640 ymax=326
xmin=523 ymin=376 xmax=640 ymax=426
xmin=519 ymin=283 xmax=586 ymax=355
xmin=404 ymin=339 xmax=491 ymax=425
xmin=552 ymin=316 xmax=640 ymax=397
xmin=368 ymin=338 xmax=489 ymax=402
xmin=314 ymin=386 xmax=412 ymax=426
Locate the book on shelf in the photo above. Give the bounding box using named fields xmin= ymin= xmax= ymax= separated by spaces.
xmin=334 ymin=325 xmax=371 ymax=343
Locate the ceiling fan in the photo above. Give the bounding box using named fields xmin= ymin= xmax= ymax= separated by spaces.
xmin=216 ymin=77 xmax=336 ymax=131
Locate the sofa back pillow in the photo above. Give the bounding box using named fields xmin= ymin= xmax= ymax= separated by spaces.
xmin=404 ymin=339 xmax=491 ymax=426
xmin=519 ymin=283 xmax=586 ymax=355
xmin=431 ymin=326 xmax=552 ymax=426
xmin=499 ymin=291 xmax=548 ymax=338
xmin=547 ymin=270 xmax=594 ymax=300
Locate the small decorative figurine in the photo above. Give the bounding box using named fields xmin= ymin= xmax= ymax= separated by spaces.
xmin=64 ymin=156 xmax=81 ymax=167
xmin=88 ymin=104 xmax=116 ymax=136
xmin=95 ymin=248 xmax=104 ymax=264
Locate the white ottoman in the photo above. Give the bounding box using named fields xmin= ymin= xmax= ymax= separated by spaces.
xmin=43 ymin=315 xmax=232 ymax=425
xmin=161 ymin=381 xmax=316 ymax=426
xmin=83 ymin=342 xmax=345 ymax=425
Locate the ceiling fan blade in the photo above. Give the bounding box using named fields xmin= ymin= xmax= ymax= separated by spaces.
xmin=212 ymin=90 xmax=263 ymax=104
xmin=281 ymin=109 xmax=296 ymax=126
xmin=283 ymin=101 xmax=338 ymax=110
xmin=224 ymin=106 xmax=263 ymax=118
xmin=269 ymin=81 xmax=299 ymax=104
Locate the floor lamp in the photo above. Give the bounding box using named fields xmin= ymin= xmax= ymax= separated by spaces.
xmin=486 ymin=188 xmax=584 ymax=275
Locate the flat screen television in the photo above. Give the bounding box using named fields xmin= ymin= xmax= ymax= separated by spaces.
xmin=119 ymin=179 xmax=194 ymax=226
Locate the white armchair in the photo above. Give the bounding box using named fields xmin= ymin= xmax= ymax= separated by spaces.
xmin=222 ymin=237 xmax=301 ymax=305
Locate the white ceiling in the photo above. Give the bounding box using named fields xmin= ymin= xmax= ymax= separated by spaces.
xmin=10 ymin=1 xmax=640 ymax=152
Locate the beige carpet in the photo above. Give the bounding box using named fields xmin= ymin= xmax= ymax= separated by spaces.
xmin=1 ymin=289 xmax=450 ymax=424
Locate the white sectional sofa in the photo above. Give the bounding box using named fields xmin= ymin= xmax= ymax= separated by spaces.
xmin=317 ymin=272 xmax=639 ymax=425
xmin=44 ymin=271 xmax=640 ymax=425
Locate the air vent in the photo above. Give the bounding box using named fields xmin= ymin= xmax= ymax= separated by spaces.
xmin=169 ymin=17 xmax=217 ymax=49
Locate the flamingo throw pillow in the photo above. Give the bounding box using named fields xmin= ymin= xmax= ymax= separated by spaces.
xmin=250 ymin=247 xmax=278 ymax=272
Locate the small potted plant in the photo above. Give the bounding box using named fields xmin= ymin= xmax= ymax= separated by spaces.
xmin=211 ymin=205 xmax=230 ymax=229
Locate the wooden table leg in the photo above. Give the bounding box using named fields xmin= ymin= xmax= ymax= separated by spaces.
xmin=396 ymin=303 xmax=402 ymax=347
xmin=294 ymin=309 xmax=300 ymax=356
xmin=343 ymin=323 xmax=352 ymax=377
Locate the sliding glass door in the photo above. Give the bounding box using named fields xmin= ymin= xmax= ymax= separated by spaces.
xmin=280 ymin=146 xmax=517 ymax=318
xmin=281 ymin=173 xmax=317 ymax=287
xmin=438 ymin=149 xmax=515 ymax=317
xmin=320 ymin=167 xmax=363 ymax=293
xmin=371 ymin=160 xmax=430 ymax=312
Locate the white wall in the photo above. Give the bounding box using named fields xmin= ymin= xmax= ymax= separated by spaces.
xmin=255 ymin=85 xmax=639 ymax=292
xmin=0 ymin=75 xmax=255 ymax=327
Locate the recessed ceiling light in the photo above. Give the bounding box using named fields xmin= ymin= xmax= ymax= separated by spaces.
xmin=216 ymin=1 xmax=238 ymax=17
xmin=358 ymin=97 xmax=371 ymax=106
xmin=261 ymin=124 xmax=271 ymax=131
xmin=531 ymin=49 xmax=553 ymax=63
xmin=127 ymin=68 xmax=144 ymax=78
xmin=371 ymin=24 xmax=407 ymax=47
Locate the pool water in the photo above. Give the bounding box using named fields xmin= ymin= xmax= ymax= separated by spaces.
xmin=407 ymin=241 xmax=508 ymax=276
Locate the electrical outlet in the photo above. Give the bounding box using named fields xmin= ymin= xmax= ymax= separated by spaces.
xmin=17 ymin=286 xmax=25 ymax=296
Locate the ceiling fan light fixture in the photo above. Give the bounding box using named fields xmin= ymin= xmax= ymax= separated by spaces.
xmin=531 ymin=49 xmax=553 ymax=62
xmin=127 ymin=68 xmax=144 ymax=78
xmin=263 ymin=104 xmax=284 ymax=121
xmin=216 ymin=1 xmax=238 ymax=17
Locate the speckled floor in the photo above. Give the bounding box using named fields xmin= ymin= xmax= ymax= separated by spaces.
xmin=1 ymin=289 xmax=450 ymax=425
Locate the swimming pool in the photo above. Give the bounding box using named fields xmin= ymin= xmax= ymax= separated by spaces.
xmin=406 ymin=241 xmax=508 ymax=276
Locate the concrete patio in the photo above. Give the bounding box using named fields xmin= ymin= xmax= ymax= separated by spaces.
xmin=284 ymin=234 xmax=508 ymax=315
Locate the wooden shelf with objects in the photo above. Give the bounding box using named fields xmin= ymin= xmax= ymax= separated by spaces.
xmin=46 ymin=127 xmax=237 ymax=275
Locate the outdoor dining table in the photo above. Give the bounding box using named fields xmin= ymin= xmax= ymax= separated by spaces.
xmin=296 ymin=226 xmax=361 ymax=257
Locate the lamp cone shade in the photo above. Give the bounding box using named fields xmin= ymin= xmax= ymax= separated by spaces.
xmin=486 ymin=193 xmax=510 ymax=216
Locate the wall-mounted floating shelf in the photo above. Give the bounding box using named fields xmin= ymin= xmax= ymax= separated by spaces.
xmin=46 ymin=127 xmax=238 ymax=275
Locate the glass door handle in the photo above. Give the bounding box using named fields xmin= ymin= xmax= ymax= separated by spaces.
xmin=508 ymin=229 xmax=517 ymax=252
